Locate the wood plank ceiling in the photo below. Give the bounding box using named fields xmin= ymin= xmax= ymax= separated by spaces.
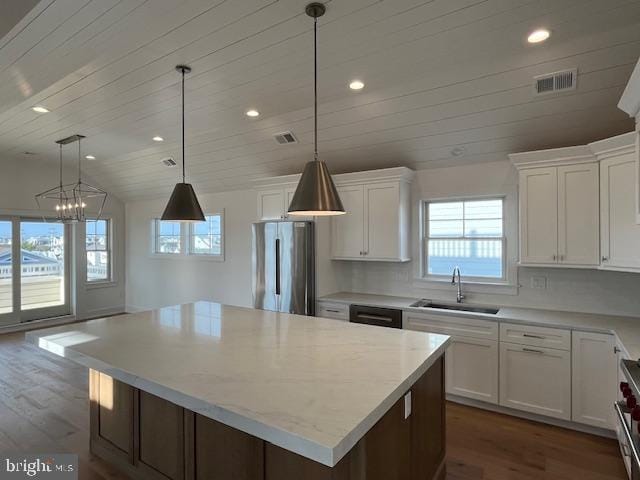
xmin=0 ymin=0 xmax=638 ymax=201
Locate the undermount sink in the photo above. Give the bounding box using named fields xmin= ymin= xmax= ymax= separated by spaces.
xmin=409 ymin=299 xmax=500 ymax=315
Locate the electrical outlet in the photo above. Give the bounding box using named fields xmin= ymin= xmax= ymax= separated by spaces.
xmin=531 ymin=276 xmax=547 ymax=289
xmin=404 ymin=391 xmax=412 ymax=419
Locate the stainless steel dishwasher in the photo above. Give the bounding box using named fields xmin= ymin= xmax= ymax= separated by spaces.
xmin=349 ymin=304 xmax=403 ymax=329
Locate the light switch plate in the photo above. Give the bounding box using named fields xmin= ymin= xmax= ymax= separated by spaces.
xmin=531 ymin=276 xmax=547 ymax=289
xmin=404 ymin=391 xmax=412 ymax=419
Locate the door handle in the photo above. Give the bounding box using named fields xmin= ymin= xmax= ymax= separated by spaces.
xmin=357 ymin=313 xmax=393 ymax=323
xmin=275 ymin=238 xmax=280 ymax=296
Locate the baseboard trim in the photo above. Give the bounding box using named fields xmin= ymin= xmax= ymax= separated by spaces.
xmin=447 ymin=394 xmax=615 ymax=439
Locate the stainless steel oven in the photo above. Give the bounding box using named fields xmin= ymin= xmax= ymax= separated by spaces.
xmin=617 ymin=360 xmax=640 ymax=479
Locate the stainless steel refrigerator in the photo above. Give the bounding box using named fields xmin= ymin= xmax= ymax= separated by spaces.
xmin=252 ymin=221 xmax=315 ymax=315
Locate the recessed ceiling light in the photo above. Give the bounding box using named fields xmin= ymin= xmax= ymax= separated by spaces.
xmin=349 ymin=80 xmax=365 ymax=90
xmin=32 ymin=106 xmax=49 ymax=113
xmin=246 ymin=109 xmax=260 ymax=117
xmin=85 ymin=155 xmax=96 ymax=160
xmin=527 ymin=29 xmax=550 ymax=44
xmin=153 ymin=136 xmax=164 ymax=142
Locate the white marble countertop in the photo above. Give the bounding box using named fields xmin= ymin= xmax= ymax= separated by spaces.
xmin=26 ymin=301 xmax=449 ymax=467
xmin=320 ymin=292 xmax=640 ymax=358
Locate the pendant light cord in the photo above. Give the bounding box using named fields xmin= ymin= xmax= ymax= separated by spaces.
xmin=313 ymin=16 xmax=318 ymax=161
xmin=181 ymin=68 xmax=186 ymax=184
xmin=59 ymin=144 xmax=63 ymax=188
xmin=77 ymin=138 xmax=82 ymax=184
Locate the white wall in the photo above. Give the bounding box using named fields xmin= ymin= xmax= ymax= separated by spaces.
xmin=125 ymin=189 xmax=345 ymax=311
xmin=343 ymin=161 xmax=640 ymax=317
xmin=0 ymin=155 xmax=126 ymax=321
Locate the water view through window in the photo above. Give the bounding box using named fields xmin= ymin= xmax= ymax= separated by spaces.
xmin=426 ymin=199 xmax=504 ymax=278
xmin=20 ymin=222 xmax=65 ymax=310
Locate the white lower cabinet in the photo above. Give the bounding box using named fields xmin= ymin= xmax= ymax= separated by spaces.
xmin=571 ymin=331 xmax=617 ymax=429
xmin=446 ymin=336 xmax=498 ymax=404
xmin=499 ymin=342 xmax=571 ymax=420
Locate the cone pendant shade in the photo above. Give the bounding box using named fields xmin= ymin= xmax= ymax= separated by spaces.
xmin=288 ymin=160 xmax=344 ymax=216
xmin=161 ymin=183 xmax=205 ymax=221
xmin=288 ymin=3 xmax=344 ymax=217
xmin=161 ymin=64 xmax=205 ymax=222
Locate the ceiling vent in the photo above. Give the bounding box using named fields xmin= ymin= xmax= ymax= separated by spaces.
xmin=533 ymin=69 xmax=577 ymax=95
xmin=273 ymin=131 xmax=297 ymax=145
xmin=161 ymin=157 xmax=177 ymax=167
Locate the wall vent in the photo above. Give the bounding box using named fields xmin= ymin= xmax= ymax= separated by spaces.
xmin=533 ymin=69 xmax=577 ymax=95
xmin=161 ymin=157 xmax=177 ymax=167
xmin=273 ymin=131 xmax=297 ymax=145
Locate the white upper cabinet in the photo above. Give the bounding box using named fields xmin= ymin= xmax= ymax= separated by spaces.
xmin=332 ymin=185 xmax=365 ymax=259
xmin=600 ymin=152 xmax=640 ymax=270
xmin=257 ymin=189 xmax=287 ymax=220
xmin=519 ymin=167 xmax=558 ymax=264
xmin=557 ymin=163 xmax=599 ymax=265
xmin=516 ymin=162 xmax=599 ymax=267
xmin=330 ymin=168 xmax=413 ymax=262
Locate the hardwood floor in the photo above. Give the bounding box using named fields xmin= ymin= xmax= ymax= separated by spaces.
xmin=0 ymin=332 xmax=628 ymax=480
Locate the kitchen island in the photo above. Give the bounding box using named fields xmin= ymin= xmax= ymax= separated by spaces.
xmin=27 ymin=301 xmax=450 ymax=480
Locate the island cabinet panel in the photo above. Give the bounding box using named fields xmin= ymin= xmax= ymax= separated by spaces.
xmin=190 ymin=413 xmax=264 ymax=480
xmin=89 ymin=370 xmax=134 ymax=462
xmin=411 ymin=356 xmax=445 ymax=480
xmin=89 ymin=357 xmax=445 ymax=480
xmin=135 ymin=390 xmax=185 ymax=480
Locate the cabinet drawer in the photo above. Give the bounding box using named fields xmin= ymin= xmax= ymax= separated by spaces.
xmin=316 ymin=302 xmax=349 ymax=321
xmin=500 ymin=323 xmax=570 ymax=350
xmin=499 ymin=342 xmax=571 ymax=420
xmin=404 ymin=312 xmax=498 ymax=340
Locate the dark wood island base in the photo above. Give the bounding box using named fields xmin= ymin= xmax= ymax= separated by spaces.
xmin=89 ymin=357 xmax=445 ymax=480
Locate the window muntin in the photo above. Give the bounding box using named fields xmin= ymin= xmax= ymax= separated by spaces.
xmin=425 ymin=198 xmax=504 ymax=279
xmin=86 ymin=219 xmax=110 ymax=282
xmin=189 ymin=214 xmax=223 ymax=256
xmin=154 ymin=220 xmax=182 ymax=254
xmin=0 ymin=221 xmax=12 ymax=314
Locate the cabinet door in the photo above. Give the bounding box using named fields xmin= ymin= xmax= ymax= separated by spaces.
xmin=257 ymin=189 xmax=284 ymax=220
xmin=600 ymin=154 xmax=640 ymax=269
xmin=499 ymin=342 xmax=570 ymax=420
xmin=446 ymin=337 xmax=498 ymax=404
xmin=519 ymin=168 xmax=558 ymax=264
xmin=365 ymin=183 xmax=400 ymax=260
xmin=572 ymin=331 xmax=617 ymax=429
xmin=557 ymin=163 xmax=599 ymax=265
xmin=331 ymin=185 xmax=365 ymax=259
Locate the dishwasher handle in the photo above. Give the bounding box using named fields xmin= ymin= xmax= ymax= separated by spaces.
xmin=349 ymin=305 xmax=403 ymax=329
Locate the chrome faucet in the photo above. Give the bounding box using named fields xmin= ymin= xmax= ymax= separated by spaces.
xmin=451 ymin=266 xmax=465 ymax=303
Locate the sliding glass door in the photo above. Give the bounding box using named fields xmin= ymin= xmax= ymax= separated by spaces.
xmin=0 ymin=217 xmax=71 ymax=326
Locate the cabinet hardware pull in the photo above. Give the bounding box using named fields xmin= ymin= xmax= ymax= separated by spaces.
xmin=523 ymin=333 xmax=545 ymax=339
xmin=602 ymin=256 xmax=609 ymax=262
xmin=522 ymin=347 xmax=544 ymax=354
xmin=325 ymin=309 xmax=341 ymax=313
xmin=614 ymin=346 xmax=621 ymax=354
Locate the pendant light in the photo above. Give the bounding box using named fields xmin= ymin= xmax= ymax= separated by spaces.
xmin=161 ymin=65 xmax=205 ymax=222
xmin=35 ymin=134 xmax=107 ymax=223
xmin=288 ymin=3 xmax=345 ymax=216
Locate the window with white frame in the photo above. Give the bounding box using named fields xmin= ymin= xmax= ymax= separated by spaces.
xmin=86 ymin=219 xmax=111 ymax=282
xmin=154 ymin=220 xmax=182 ymax=254
xmin=190 ymin=214 xmax=223 ymax=257
xmin=423 ymin=198 xmax=505 ymax=280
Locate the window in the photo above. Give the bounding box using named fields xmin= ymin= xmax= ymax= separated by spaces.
xmin=86 ymin=219 xmax=110 ymax=282
xmin=190 ymin=214 xmax=223 ymax=257
xmin=154 ymin=220 xmax=182 ymax=254
xmin=424 ymin=198 xmax=504 ymax=280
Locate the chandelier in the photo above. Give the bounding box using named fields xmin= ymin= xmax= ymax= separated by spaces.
xmin=35 ymin=134 xmax=107 ymax=223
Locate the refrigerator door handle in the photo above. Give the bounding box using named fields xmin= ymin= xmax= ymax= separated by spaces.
xmin=275 ymin=238 xmax=280 ymax=296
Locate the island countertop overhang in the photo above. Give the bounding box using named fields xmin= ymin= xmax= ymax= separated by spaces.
xmin=26 ymin=301 xmax=450 ymax=467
